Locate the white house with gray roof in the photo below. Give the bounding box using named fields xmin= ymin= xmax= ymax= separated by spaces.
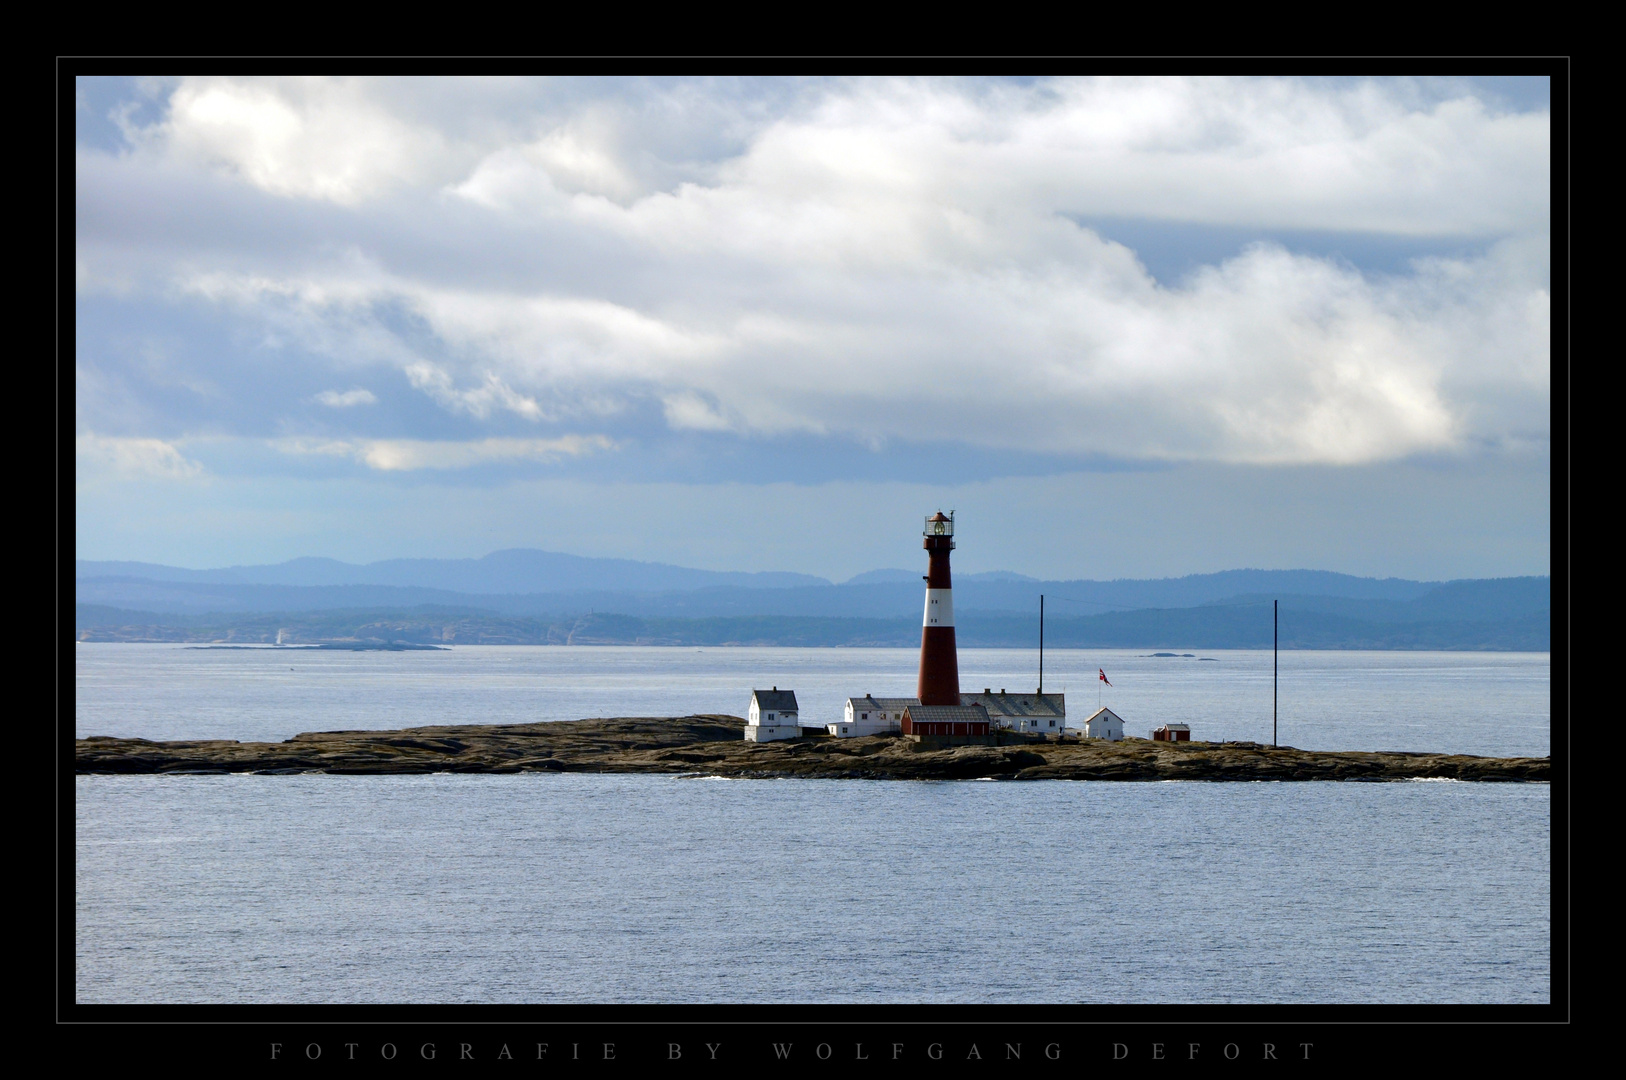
xmin=830 ymin=695 xmax=918 ymax=737
xmin=822 ymin=690 xmax=1068 ymax=738
xmin=745 ymin=687 xmax=801 ymax=742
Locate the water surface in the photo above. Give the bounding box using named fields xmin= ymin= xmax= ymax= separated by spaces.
xmin=76 ymin=772 xmax=1550 ymax=1004
xmin=74 ymin=645 xmax=1551 ymax=1004
xmin=74 ymin=644 xmax=1550 ymax=756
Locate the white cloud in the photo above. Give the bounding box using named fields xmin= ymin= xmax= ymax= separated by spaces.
xmin=456 ymin=124 xmax=636 ymax=206
xmin=119 ymin=76 xmax=1549 ymax=233
xmin=453 ymin=76 xmax=1548 ymax=240
xmin=76 ymin=434 xmax=205 ymax=480
xmin=313 ymin=388 xmax=377 ymax=408
xmin=662 ymin=392 xmax=733 ymax=432
xmin=139 ymin=77 xmax=458 ymax=204
xmin=154 ymin=223 xmax=1542 ymax=465
xmin=79 ymin=76 xmax=1551 ymax=469
xmin=279 ymin=435 xmax=615 ymax=471
xmin=402 ymin=363 xmax=549 ymax=421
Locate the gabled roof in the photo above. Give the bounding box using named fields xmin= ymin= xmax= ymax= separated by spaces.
xmin=848 ymin=696 xmax=920 ymax=711
xmin=1086 ymin=707 xmax=1123 ymax=724
xmin=751 ymin=689 xmax=799 ymax=711
xmin=905 ymin=704 xmax=991 ymax=724
xmin=962 ymin=691 xmax=1065 ymax=717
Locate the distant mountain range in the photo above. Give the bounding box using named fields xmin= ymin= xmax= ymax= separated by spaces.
xmin=72 ymin=604 xmax=1549 ymax=651
xmin=77 ymin=551 xmax=1471 ymax=616
xmin=76 ymin=549 xmax=828 ymax=593
xmin=73 ymin=549 xmax=1550 ymax=650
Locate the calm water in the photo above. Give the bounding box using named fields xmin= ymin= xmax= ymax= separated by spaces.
xmin=74 ymin=644 xmax=1551 ymax=756
xmin=76 ymin=774 xmax=1548 ymax=1004
xmin=73 ymin=646 xmax=1551 ymax=1004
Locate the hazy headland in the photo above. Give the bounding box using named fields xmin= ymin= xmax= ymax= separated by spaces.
xmin=76 ymin=550 xmax=1549 ymax=651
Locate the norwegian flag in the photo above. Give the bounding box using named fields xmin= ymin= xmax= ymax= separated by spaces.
xmin=1098 ymin=669 xmax=1112 ymax=687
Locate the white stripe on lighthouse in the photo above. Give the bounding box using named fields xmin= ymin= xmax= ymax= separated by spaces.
xmin=923 ymin=588 xmax=955 ymax=627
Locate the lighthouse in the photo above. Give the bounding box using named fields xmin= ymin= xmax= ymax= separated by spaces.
xmin=917 ymin=511 xmax=961 ymax=706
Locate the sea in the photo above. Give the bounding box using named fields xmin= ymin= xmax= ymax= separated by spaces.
xmin=74 ymin=645 xmax=1552 ymax=1004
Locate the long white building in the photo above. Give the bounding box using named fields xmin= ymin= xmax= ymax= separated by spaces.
xmin=829 ymin=695 xmax=918 ymax=737
xmin=961 ymin=689 xmax=1066 ymax=734
xmin=819 ymin=689 xmax=1067 ymax=737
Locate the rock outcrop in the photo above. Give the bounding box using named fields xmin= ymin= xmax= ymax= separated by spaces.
xmin=75 ymin=717 xmax=1550 ymax=782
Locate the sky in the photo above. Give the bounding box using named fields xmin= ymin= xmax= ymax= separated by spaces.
xmin=73 ymin=75 xmax=1554 ymax=582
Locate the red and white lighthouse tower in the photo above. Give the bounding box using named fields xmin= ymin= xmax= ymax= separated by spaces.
xmin=917 ymin=511 xmax=961 ymax=706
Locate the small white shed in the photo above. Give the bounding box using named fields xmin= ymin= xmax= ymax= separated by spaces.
xmin=1084 ymin=706 xmax=1125 ymax=741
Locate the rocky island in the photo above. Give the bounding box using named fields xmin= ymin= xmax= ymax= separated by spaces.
xmin=76 ymin=716 xmax=1549 ymax=782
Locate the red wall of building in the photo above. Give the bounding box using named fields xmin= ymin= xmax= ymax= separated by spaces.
xmin=902 ymin=719 xmax=990 ymax=736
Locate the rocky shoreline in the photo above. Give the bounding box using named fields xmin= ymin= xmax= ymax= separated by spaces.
xmin=75 ymin=716 xmax=1549 ymax=782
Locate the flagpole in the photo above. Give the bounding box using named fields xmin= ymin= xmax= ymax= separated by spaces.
xmin=1273 ymin=599 xmax=1278 ymax=748
xmin=1038 ymin=594 xmax=1044 ymax=694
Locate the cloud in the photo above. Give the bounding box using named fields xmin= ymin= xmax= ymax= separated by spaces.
xmin=662 ymin=392 xmax=733 ymax=432
xmin=136 ymin=77 xmax=459 ymax=205
xmin=76 ymin=434 xmax=205 ymax=479
xmin=76 ymin=76 xmax=1550 ymax=470
xmin=450 ymin=76 xmax=1547 ymax=236
xmin=105 ymin=76 xmax=1549 ymax=236
xmin=279 ymin=434 xmax=615 ymax=471
xmin=313 ymin=388 xmax=377 ymax=408
xmin=402 ymin=363 xmax=550 ymax=421
xmin=153 ymin=230 xmax=1532 ymax=465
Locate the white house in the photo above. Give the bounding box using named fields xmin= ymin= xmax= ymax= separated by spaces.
xmin=745 ymin=688 xmax=801 ymax=742
xmin=829 ymin=695 xmax=918 ymax=737
xmin=1084 ymin=706 xmax=1125 ymax=741
xmin=961 ymin=689 xmax=1066 ymax=734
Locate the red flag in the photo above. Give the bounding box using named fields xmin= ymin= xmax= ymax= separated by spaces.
xmin=1098 ymin=669 xmax=1112 ymax=686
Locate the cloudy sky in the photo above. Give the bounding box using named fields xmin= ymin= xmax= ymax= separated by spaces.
xmin=73 ymin=75 xmax=1552 ymax=581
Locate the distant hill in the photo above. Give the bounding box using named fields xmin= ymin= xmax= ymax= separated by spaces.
xmin=75 ymin=549 xmax=830 ymax=594
xmin=842 ymin=568 xmax=918 ymax=584
xmin=1409 ymin=577 xmax=1552 ymax=621
xmin=77 ymin=550 xmax=1440 ymax=606
xmin=75 ymin=568 xmax=1542 ymax=623
xmin=73 ymin=548 xmax=1547 ymax=650
xmin=1197 ymin=578 xmax=1551 ymax=624
xmin=74 ymin=603 xmax=1549 ymax=651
